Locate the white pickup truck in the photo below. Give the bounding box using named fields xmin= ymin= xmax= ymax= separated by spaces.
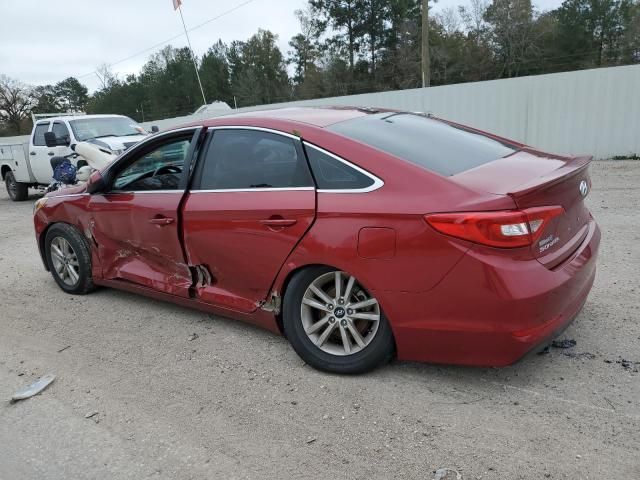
xmin=0 ymin=113 xmax=150 ymax=201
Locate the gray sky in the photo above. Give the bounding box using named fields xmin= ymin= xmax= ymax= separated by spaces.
xmin=0 ymin=0 xmax=564 ymax=92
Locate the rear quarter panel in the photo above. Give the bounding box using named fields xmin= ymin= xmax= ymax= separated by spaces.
xmin=270 ymin=125 xmax=518 ymax=328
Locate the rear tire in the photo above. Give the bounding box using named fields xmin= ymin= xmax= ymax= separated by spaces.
xmin=5 ymin=171 xmax=28 ymax=201
xmin=283 ymin=266 xmax=395 ymax=374
xmin=44 ymin=223 xmax=95 ymax=295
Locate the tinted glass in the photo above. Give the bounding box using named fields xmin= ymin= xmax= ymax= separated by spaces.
xmin=113 ymin=138 xmax=190 ymax=191
xmin=33 ymin=123 xmax=49 ymax=146
xmin=199 ymin=130 xmax=313 ymax=189
xmin=305 ymin=144 xmax=375 ymax=190
xmin=328 ymin=113 xmax=517 ymax=176
xmin=52 ymin=122 xmax=70 ymax=143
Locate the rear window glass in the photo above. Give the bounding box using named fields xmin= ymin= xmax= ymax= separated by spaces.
xmin=328 ymin=113 xmax=517 ymax=176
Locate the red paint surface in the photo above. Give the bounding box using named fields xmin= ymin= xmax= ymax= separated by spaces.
xmin=34 ymin=107 xmax=601 ymax=366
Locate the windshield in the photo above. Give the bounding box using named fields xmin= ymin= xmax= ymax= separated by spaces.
xmin=328 ymin=112 xmax=518 ymax=176
xmin=69 ymin=117 xmax=146 ymax=141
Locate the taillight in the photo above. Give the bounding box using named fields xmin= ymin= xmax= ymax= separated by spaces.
xmin=424 ymin=206 xmax=563 ymax=248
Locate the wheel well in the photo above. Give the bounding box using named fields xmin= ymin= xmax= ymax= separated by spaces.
xmin=1 ymin=165 xmax=11 ymax=180
xmin=274 ymin=263 xmax=337 ymax=334
xmin=38 ymin=223 xmax=54 ymax=271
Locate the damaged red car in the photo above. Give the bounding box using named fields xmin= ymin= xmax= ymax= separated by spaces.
xmin=33 ymin=107 xmax=600 ymax=373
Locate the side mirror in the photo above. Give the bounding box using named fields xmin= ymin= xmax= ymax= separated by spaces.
xmin=44 ymin=132 xmax=58 ymax=148
xmin=86 ymin=171 xmax=106 ymax=194
xmin=150 ymin=126 xmax=159 ymax=133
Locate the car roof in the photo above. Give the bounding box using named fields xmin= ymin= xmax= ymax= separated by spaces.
xmin=201 ymin=106 xmax=387 ymax=128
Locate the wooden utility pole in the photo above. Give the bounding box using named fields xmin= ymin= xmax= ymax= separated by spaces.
xmin=421 ymin=0 xmax=430 ymax=88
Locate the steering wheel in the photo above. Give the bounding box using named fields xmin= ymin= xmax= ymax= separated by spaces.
xmin=152 ymin=165 xmax=181 ymax=177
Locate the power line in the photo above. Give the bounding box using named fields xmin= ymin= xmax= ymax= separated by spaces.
xmin=75 ymin=0 xmax=257 ymax=81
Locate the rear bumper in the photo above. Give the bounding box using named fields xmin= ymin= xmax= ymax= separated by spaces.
xmin=386 ymin=218 xmax=601 ymax=366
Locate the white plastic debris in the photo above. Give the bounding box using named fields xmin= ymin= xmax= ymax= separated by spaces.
xmin=11 ymin=374 xmax=56 ymax=402
xmin=434 ymin=467 xmax=462 ymax=480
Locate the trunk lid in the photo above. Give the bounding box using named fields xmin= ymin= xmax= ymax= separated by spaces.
xmin=453 ymin=150 xmax=592 ymax=268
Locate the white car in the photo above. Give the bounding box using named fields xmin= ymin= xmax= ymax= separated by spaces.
xmin=1 ymin=114 xmax=149 ymax=201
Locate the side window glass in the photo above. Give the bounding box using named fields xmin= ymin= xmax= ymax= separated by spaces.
xmin=199 ymin=130 xmax=313 ymax=190
xmin=305 ymin=144 xmax=375 ymax=190
xmin=113 ymin=137 xmax=191 ymax=191
xmin=33 ymin=123 xmax=50 ymax=146
xmin=52 ymin=122 xmax=70 ymax=144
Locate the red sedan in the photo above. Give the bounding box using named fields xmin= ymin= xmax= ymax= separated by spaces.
xmin=33 ymin=107 xmax=600 ymax=373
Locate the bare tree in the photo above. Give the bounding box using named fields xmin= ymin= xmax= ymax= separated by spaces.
xmin=459 ymin=0 xmax=489 ymax=38
xmin=0 ymin=75 xmax=35 ymax=134
xmin=436 ymin=7 xmax=461 ymax=36
xmin=95 ymin=63 xmax=118 ymax=90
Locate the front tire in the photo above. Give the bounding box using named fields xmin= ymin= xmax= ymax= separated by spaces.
xmin=283 ymin=266 xmax=395 ymax=374
xmin=5 ymin=171 xmax=28 ymax=201
xmin=44 ymin=223 xmax=95 ymax=295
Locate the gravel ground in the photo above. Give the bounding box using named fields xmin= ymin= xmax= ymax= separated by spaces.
xmin=0 ymin=160 xmax=638 ymax=480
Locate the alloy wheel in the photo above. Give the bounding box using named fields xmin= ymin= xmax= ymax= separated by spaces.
xmin=300 ymin=271 xmax=381 ymax=356
xmin=50 ymin=236 xmax=80 ymax=286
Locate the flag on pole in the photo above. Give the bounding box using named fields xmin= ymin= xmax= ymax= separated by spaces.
xmin=173 ymin=0 xmax=182 ymax=10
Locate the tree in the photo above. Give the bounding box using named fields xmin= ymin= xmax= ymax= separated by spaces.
xmin=230 ymin=30 xmax=291 ymax=106
xmin=622 ymin=1 xmax=640 ymax=63
xmin=360 ymin=0 xmax=389 ymax=75
xmin=54 ymin=77 xmax=89 ymax=112
xmin=0 ymin=75 xmax=35 ymax=134
xmin=554 ymin=0 xmax=632 ymax=68
xmin=484 ymin=0 xmax=541 ymax=77
xmin=288 ymin=7 xmax=323 ymax=86
xmin=199 ymin=40 xmax=232 ymax=105
xmin=32 ymin=84 xmax=62 ymax=114
xmin=310 ymin=0 xmax=363 ymax=71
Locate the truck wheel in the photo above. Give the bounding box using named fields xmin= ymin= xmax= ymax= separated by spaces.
xmin=5 ymin=171 xmax=28 ymax=201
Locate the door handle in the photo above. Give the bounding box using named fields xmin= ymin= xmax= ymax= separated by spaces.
xmin=260 ymin=218 xmax=297 ymax=227
xmin=48 ymin=152 xmax=55 ymax=156
xmin=149 ymin=216 xmax=175 ymax=226
xmin=30 ymin=151 xmax=36 ymax=156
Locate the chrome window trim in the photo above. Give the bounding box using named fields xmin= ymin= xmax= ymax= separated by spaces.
xmin=190 ymin=186 xmax=315 ymax=193
xmin=302 ymin=142 xmax=384 ymax=194
xmin=207 ymin=125 xmax=300 ymax=140
xmin=191 ymin=125 xmax=312 ymax=193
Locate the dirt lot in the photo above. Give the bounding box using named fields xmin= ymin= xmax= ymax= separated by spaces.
xmin=0 ymin=160 xmax=638 ymax=480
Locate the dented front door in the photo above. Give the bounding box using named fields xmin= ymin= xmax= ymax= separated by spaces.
xmin=88 ymin=192 xmax=191 ymax=296
xmin=86 ymin=131 xmax=198 ymax=297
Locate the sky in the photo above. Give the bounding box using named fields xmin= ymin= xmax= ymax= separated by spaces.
xmin=0 ymin=0 xmax=564 ymax=92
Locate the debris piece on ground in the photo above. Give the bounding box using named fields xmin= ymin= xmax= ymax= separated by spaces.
xmin=11 ymin=374 xmax=56 ymax=402
xmin=57 ymin=345 xmax=71 ymax=353
xmin=306 ymin=437 xmax=317 ymax=444
xmin=562 ymin=351 xmax=596 ymax=360
xmin=434 ymin=467 xmax=462 ymax=480
xmin=551 ymin=339 xmax=577 ymax=349
xmin=85 ymin=411 xmax=99 ymax=419
xmin=617 ymin=358 xmax=640 ymax=372
xmin=188 ymin=333 xmax=199 ymax=341
xmin=538 ymin=339 xmax=579 ymax=356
